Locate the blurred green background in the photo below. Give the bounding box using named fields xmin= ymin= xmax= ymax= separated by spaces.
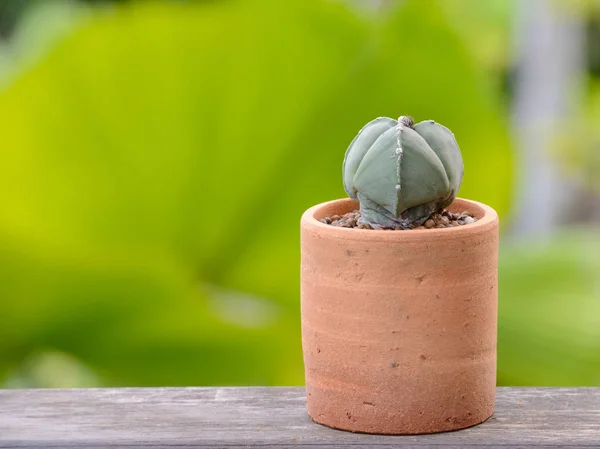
xmin=0 ymin=0 xmax=599 ymax=388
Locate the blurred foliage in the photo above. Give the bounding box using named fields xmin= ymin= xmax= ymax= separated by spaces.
xmin=0 ymin=0 xmax=513 ymax=387
xmin=3 ymin=350 xmax=100 ymax=388
xmin=554 ymin=78 xmax=600 ymax=190
xmin=0 ymin=1 xmax=87 ymax=90
xmin=0 ymin=0 xmax=598 ymax=389
xmin=439 ymin=0 xmax=514 ymax=73
xmin=498 ymin=230 xmax=600 ymax=385
xmin=587 ymin=7 xmax=600 ymax=77
xmin=0 ymin=1 xmax=29 ymax=38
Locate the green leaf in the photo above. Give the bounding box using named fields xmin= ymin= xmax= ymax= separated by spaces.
xmin=0 ymin=0 xmax=513 ymax=386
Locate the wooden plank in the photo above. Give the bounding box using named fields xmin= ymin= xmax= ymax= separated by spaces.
xmin=0 ymin=387 xmax=598 ymax=448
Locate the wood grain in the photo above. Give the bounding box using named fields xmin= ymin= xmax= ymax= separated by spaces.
xmin=0 ymin=387 xmax=599 ymax=448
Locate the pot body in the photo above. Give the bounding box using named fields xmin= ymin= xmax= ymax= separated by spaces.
xmin=300 ymin=198 xmax=499 ymax=434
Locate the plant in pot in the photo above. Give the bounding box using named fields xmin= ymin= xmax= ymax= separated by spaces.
xmin=300 ymin=116 xmax=499 ymax=434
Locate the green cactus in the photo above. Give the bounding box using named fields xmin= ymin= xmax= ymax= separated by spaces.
xmin=343 ymin=116 xmax=464 ymax=228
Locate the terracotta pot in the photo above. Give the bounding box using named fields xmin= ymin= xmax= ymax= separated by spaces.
xmin=300 ymin=197 xmax=499 ymax=435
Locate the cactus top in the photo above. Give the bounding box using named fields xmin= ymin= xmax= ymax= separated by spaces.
xmin=342 ymin=116 xmax=464 ymax=228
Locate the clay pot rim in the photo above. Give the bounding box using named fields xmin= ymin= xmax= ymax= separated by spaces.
xmin=301 ymin=197 xmax=498 ymax=242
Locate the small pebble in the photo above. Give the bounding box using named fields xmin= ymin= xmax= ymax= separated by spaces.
xmin=331 ymin=215 xmax=340 ymax=221
xmin=436 ymin=224 xmax=446 ymax=228
xmin=321 ymin=217 xmax=331 ymax=224
xmin=441 ymin=216 xmax=450 ymax=225
xmin=464 ymin=216 xmax=475 ymax=224
xmin=451 ymin=220 xmax=458 ymax=226
xmin=424 ymin=219 xmax=435 ymax=229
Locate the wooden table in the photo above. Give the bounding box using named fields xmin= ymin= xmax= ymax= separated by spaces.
xmin=1 ymin=387 xmax=599 ymax=448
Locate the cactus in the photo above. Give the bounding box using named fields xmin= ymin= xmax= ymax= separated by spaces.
xmin=342 ymin=116 xmax=464 ymax=229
